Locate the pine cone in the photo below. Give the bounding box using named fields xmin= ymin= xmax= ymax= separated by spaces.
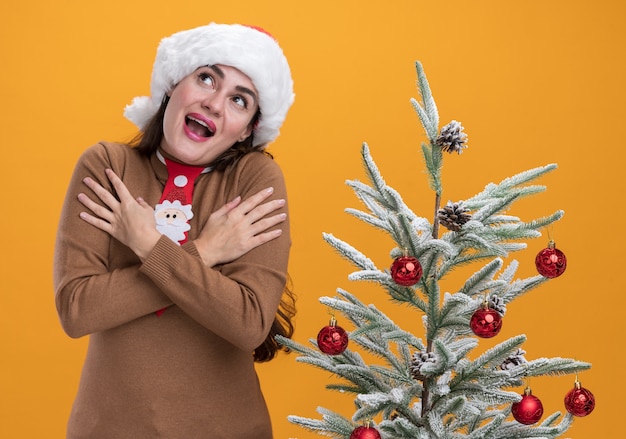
xmin=410 ymin=351 xmax=436 ymax=381
xmin=436 ymin=120 xmax=468 ymax=154
xmin=489 ymin=294 xmax=506 ymax=316
xmin=438 ymin=202 xmax=471 ymax=232
xmin=500 ymin=348 xmax=527 ymax=370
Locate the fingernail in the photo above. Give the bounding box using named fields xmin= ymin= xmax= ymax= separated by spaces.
xmin=265 ymin=187 xmax=274 ymax=194
xmin=277 ymin=199 xmax=285 ymax=206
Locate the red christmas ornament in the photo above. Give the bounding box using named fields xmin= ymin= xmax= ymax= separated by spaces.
xmin=390 ymin=255 xmax=423 ymax=286
xmin=564 ymin=379 xmax=595 ymax=417
xmin=317 ymin=317 xmax=349 ymax=355
xmin=470 ymin=303 xmax=502 ymax=338
xmin=512 ymin=388 xmax=544 ymax=425
xmin=535 ymin=240 xmax=567 ymax=278
xmin=350 ymin=426 xmax=381 ymax=439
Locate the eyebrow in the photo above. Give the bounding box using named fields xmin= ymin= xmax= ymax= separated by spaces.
xmin=208 ymin=65 xmax=258 ymax=105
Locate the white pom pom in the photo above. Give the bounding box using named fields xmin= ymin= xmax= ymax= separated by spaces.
xmin=124 ymin=96 xmax=157 ymax=130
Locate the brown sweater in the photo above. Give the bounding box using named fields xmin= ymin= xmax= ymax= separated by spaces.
xmin=54 ymin=142 xmax=291 ymax=438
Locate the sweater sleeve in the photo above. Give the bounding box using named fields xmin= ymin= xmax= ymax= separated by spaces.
xmin=53 ymin=143 xmax=173 ymax=338
xmin=139 ymin=153 xmax=292 ymax=352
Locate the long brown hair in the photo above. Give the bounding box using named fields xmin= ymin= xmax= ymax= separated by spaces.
xmin=254 ymin=275 xmax=297 ymax=362
xmin=129 ymin=96 xmax=296 ymax=361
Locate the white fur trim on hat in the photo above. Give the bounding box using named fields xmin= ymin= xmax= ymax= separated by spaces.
xmin=124 ymin=23 xmax=295 ymax=148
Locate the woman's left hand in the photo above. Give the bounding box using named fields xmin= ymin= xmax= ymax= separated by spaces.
xmin=78 ymin=169 xmax=161 ymax=261
xmin=194 ymin=187 xmax=286 ymax=268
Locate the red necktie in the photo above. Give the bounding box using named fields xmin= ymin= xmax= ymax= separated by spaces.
xmin=155 ymin=157 xmax=206 ymax=316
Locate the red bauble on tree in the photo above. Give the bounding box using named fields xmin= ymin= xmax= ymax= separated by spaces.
xmin=350 ymin=425 xmax=381 ymax=439
xmin=390 ymin=255 xmax=423 ymax=286
xmin=512 ymin=387 xmax=544 ymax=425
xmin=564 ymin=378 xmax=595 ymax=417
xmin=535 ymin=240 xmax=567 ymax=278
xmin=470 ymin=300 xmax=503 ymax=338
xmin=317 ymin=317 xmax=349 ymax=355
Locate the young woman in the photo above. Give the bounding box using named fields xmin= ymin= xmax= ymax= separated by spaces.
xmin=54 ymin=23 xmax=295 ymax=438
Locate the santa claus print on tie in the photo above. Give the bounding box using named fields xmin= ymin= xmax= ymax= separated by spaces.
xmin=154 ymin=199 xmax=193 ymax=244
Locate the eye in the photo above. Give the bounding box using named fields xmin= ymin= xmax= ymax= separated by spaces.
xmin=198 ymin=72 xmax=216 ymax=89
xmin=232 ymin=95 xmax=249 ymax=109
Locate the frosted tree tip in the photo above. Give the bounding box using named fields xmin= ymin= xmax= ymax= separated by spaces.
xmin=436 ymin=120 xmax=468 ymax=154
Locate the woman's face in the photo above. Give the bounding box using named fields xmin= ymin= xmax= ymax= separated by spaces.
xmin=161 ymin=64 xmax=259 ymax=166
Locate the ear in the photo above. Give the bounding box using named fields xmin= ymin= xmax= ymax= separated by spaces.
xmin=238 ymin=132 xmax=252 ymax=143
xmin=238 ymin=124 xmax=254 ymax=142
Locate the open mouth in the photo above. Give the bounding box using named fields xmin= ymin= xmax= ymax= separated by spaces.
xmin=185 ymin=115 xmax=215 ymax=138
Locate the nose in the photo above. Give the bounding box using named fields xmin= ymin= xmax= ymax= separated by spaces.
xmin=202 ymin=90 xmax=225 ymax=116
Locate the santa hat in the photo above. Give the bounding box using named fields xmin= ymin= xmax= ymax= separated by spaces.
xmin=124 ymin=23 xmax=295 ymax=148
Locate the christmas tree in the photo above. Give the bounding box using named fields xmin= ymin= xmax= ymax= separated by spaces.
xmin=277 ymin=62 xmax=595 ymax=438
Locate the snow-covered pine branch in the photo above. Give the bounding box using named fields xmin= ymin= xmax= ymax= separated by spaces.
xmin=322 ymin=233 xmax=377 ymax=271
xmin=411 ymin=61 xmax=439 ymax=143
xmin=463 ymin=164 xmax=557 ymax=212
xmin=512 ymin=358 xmax=592 ymax=379
xmin=492 ymin=413 xmax=574 ymax=439
xmin=319 ymin=291 xmax=426 ymax=351
xmin=288 ymin=408 xmax=355 ymax=437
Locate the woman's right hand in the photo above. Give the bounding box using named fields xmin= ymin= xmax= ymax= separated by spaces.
xmin=78 ymin=168 xmax=161 ymax=262
xmin=194 ymin=187 xmax=287 ymax=267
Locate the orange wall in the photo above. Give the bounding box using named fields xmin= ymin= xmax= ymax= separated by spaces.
xmin=1 ymin=1 xmax=624 ymax=437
